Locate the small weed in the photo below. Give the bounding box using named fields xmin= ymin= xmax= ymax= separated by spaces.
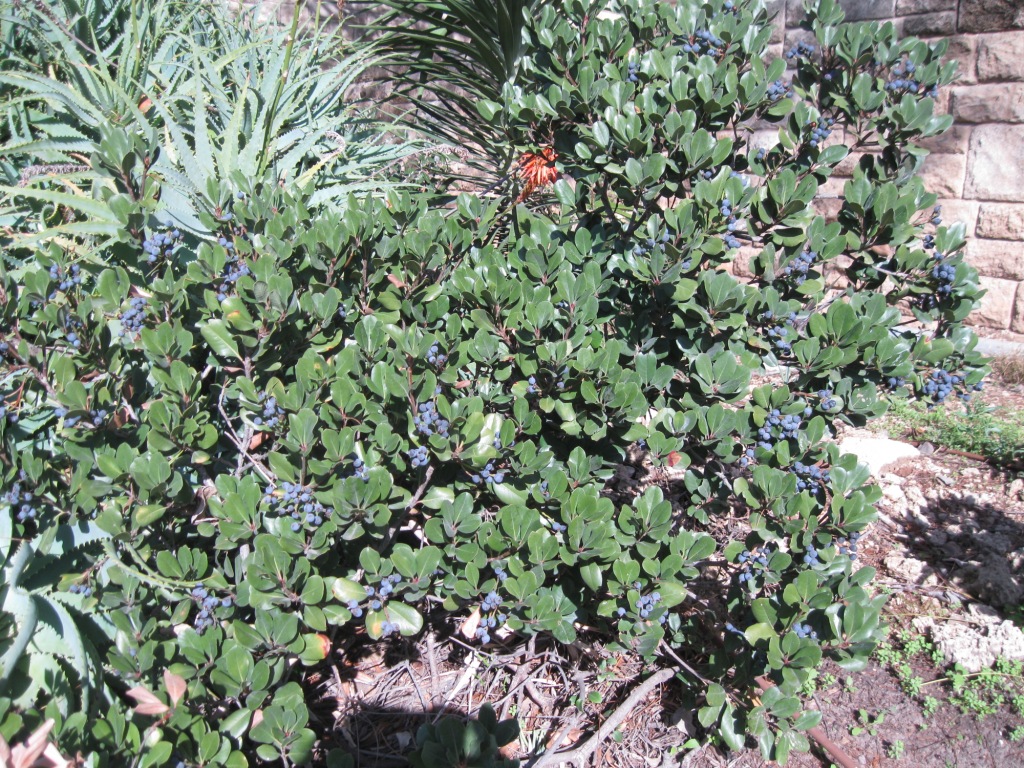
xmin=1010 ymin=725 xmax=1024 ymax=743
xmin=843 ymin=676 xmax=858 ymax=694
xmin=886 ymin=740 xmax=905 ymax=759
xmin=850 ymin=709 xmax=885 ymax=737
xmin=922 ymin=695 xmax=941 ymax=718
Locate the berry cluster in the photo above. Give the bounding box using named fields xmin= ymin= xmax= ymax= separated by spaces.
xmin=48 ymin=263 xmax=82 ymax=298
xmin=755 ymin=409 xmax=802 ymax=450
xmin=817 ymin=388 xmax=837 ymax=410
xmin=930 ymin=205 xmax=942 ymax=226
xmin=413 ymin=400 xmax=450 ymax=437
xmin=766 ymin=78 xmax=792 ymax=102
xmin=492 ymin=563 xmax=509 ymax=583
xmin=0 ymin=340 xmax=9 ymax=356
xmin=632 ymin=232 xmax=671 ymax=258
xmin=88 ymin=408 xmax=109 ymax=427
xmin=3 ymin=473 xmax=37 ymax=522
xmin=738 ymin=446 xmax=756 ymax=468
xmin=190 ymin=586 xmax=231 ymax=633
xmin=63 ymin=315 xmax=84 ymax=350
xmin=408 ymin=445 xmax=429 ymax=468
xmin=475 ymin=590 xmax=506 ymax=643
xmin=253 ymin=392 xmax=284 ymax=428
xmin=426 ymin=343 xmax=447 ymax=366
xmin=214 ymin=245 xmax=251 ymax=303
xmin=337 ymin=305 xmax=348 ymax=320
xmin=737 ymin=547 xmax=769 ymax=583
xmin=785 ymin=41 xmax=816 ymax=59
xmin=263 ymin=481 xmax=334 ymax=532
xmin=68 ymin=582 xmax=93 ymax=597
xmin=885 ymin=59 xmax=936 ymax=96
xmin=886 ymin=376 xmax=907 ymax=389
xmin=783 ymin=247 xmax=818 ymax=286
xmin=806 ymin=117 xmax=835 ymax=149
xmin=470 ymin=461 xmax=505 ymax=485
xmin=792 ymin=461 xmax=830 ymax=495
xmin=793 ymin=622 xmax=818 ymax=640
xmin=626 ymin=61 xmax=639 ymax=83
xmin=142 ymin=230 xmax=181 ymax=264
xmin=719 ymin=198 xmax=743 ymax=250
xmin=837 ymin=531 xmax=862 ymax=559
xmin=368 ymin=575 xmax=403 ymax=610
xmin=635 ymin=591 xmax=665 ymax=623
xmin=118 ymin=297 xmax=148 ymax=337
xmin=921 ymin=368 xmax=975 ymax=404
xmin=802 ymin=542 xmax=820 ymax=566
xmin=682 ymin=29 xmax=724 ymax=57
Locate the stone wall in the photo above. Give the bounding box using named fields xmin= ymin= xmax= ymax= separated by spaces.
xmin=770 ymin=0 xmax=1024 ymax=335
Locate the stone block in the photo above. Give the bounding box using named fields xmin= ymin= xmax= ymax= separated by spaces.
xmin=951 ymin=84 xmax=1024 ymax=123
xmin=1012 ymin=287 xmax=1024 ymax=333
xmin=836 ymin=0 xmax=896 ymax=21
xmin=965 ymin=125 xmax=1024 ymax=201
xmin=977 ymin=203 xmax=1024 ymax=240
xmin=919 ymin=125 xmax=971 ymax=155
xmin=957 ymin=0 xmax=1024 ymax=33
xmin=836 ymin=150 xmax=878 ymax=176
xmin=942 ymin=35 xmax=977 ymax=85
xmin=903 ymin=11 xmax=956 ymax=36
xmin=932 ymin=199 xmax=979 ymax=233
xmin=896 ymin=0 xmax=954 ymax=11
xmin=966 ymin=238 xmax=1024 ymax=280
xmin=976 ymin=32 xmax=1024 ymax=81
xmin=970 ymin=276 xmax=1017 ymax=329
xmin=919 ymin=152 xmax=966 ymax=198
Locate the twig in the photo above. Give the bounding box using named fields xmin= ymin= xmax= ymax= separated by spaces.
xmin=426 ymin=632 xmax=441 ymax=706
xmin=530 ymin=667 xmax=676 ymax=768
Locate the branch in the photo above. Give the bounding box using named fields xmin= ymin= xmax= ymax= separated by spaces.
xmin=530 ymin=667 xmax=676 ymax=768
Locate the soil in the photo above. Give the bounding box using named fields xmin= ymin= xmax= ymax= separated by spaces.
xmin=316 ymin=377 xmax=1024 ymax=768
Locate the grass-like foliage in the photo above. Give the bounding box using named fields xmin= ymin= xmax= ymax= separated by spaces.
xmin=0 ymin=0 xmax=991 ymax=765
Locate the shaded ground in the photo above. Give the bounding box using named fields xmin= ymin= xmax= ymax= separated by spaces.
xmin=312 ymin=376 xmax=1024 ymax=768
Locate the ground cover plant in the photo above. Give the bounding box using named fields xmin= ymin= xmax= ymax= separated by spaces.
xmin=0 ymin=0 xmax=991 ymax=765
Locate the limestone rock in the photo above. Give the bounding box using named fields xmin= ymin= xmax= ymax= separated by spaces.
xmin=837 ymin=435 xmax=919 ymax=478
xmin=924 ymin=604 xmax=1024 ymax=673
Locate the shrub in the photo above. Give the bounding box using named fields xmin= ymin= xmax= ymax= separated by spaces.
xmin=0 ymin=0 xmax=988 ymax=765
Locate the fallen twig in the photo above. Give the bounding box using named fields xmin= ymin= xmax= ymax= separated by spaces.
xmin=529 ymin=667 xmax=676 ymax=768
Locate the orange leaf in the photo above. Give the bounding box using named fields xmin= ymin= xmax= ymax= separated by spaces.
xmin=126 ymin=686 xmax=170 ymax=716
xmin=667 ymin=451 xmax=682 ymax=467
xmin=163 ymin=669 xmax=187 ymax=708
xmin=387 ymin=274 xmax=406 ymax=289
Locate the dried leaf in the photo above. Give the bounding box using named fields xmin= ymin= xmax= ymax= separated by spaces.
xmin=10 ymin=719 xmax=57 ymax=768
xmin=387 ymin=274 xmax=406 ymax=289
xmin=126 ymin=686 xmax=170 ymax=716
xmin=460 ymin=607 xmax=481 ymax=640
xmin=667 ymin=451 xmax=682 ymax=467
xmin=163 ymin=669 xmax=187 ymax=708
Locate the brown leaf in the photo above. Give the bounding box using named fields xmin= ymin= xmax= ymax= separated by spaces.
xmin=163 ymin=669 xmax=187 ymax=708
xmin=460 ymin=607 xmax=481 ymax=640
xmin=386 ymin=274 xmax=406 ymax=289
xmin=667 ymin=451 xmax=682 ymax=467
xmin=126 ymin=686 xmax=170 ymax=716
xmin=249 ymin=431 xmax=267 ymax=450
xmin=454 ymin=380 xmax=473 ymax=390
xmin=10 ymin=719 xmax=57 ymax=768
